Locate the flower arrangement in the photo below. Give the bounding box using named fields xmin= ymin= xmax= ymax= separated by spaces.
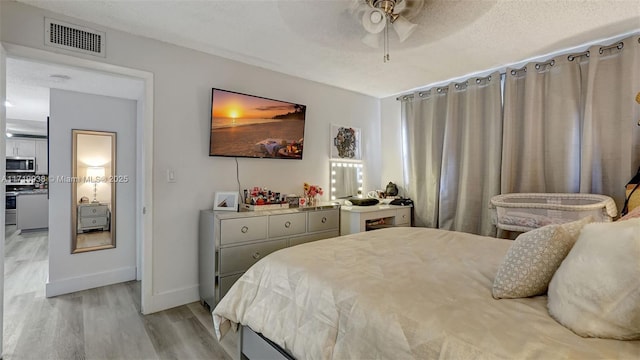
xmin=303 ymin=183 xmax=323 ymax=206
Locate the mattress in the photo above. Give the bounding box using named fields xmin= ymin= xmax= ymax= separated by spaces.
xmin=213 ymin=227 xmax=640 ymax=359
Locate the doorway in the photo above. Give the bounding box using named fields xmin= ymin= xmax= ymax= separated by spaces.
xmin=1 ymin=44 xmax=154 ymax=356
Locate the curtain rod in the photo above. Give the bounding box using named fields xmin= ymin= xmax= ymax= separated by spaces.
xmin=395 ymin=31 xmax=639 ymax=101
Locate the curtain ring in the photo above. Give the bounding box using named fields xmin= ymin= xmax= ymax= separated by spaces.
xmin=476 ymin=78 xmax=481 ymax=84
xmin=418 ymin=92 xmax=425 ymax=97
xmin=535 ymin=64 xmax=540 ymax=70
xmin=550 ymin=60 xmax=555 ymax=66
xmin=488 ymin=75 xmax=492 ymax=81
xmin=437 ymin=88 xmax=442 ymax=93
xmin=568 ymin=55 xmax=574 ymax=61
xmin=510 ymin=69 xmax=517 ymax=75
xmin=455 ymin=84 xmax=459 ymax=89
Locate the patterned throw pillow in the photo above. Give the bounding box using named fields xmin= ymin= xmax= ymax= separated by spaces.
xmin=491 ymin=216 xmax=593 ymax=299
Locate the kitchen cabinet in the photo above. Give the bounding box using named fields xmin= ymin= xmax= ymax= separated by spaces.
xmin=16 ymin=193 xmax=48 ymax=231
xmin=6 ymin=138 xmax=36 ymax=157
xmin=199 ymin=206 xmax=340 ymax=308
xmin=35 ymin=139 xmax=48 ymax=175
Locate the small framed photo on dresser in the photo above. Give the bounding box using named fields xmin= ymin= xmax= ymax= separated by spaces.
xmin=214 ymin=191 xmax=239 ymax=211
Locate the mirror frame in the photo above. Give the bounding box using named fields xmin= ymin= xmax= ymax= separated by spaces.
xmin=330 ymin=161 xmax=364 ymax=200
xmin=71 ymin=129 xmax=117 ymax=254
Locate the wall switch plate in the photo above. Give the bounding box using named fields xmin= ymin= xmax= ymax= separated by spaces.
xmin=167 ymin=169 xmax=176 ymax=183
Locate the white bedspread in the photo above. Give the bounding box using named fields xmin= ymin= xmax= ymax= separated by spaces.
xmin=213 ymin=227 xmax=640 ymax=359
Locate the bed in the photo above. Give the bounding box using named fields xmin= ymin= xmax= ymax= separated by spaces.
xmin=212 ymin=227 xmax=640 ymax=359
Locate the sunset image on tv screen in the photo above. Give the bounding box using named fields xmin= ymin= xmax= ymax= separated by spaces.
xmin=210 ymin=89 xmax=306 ymax=159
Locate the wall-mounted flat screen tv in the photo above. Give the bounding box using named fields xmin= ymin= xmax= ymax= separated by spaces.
xmin=210 ymin=88 xmax=306 ymax=159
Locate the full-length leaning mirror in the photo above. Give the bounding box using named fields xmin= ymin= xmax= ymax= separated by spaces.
xmin=330 ymin=161 xmax=363 ymax=200
xmin=71 ymin=130 xmax=116 ymax=253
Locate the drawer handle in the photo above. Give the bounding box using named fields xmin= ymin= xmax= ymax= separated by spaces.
xmin=92 ymin=220 xmax=97 ymax=224
xmin=241 ymin=226 xmax=249 ymax=233
xmin=284 ymin=221 xmax=291 ymax=228
xmin=252 ymin=252 xmax=261 ymax=260
xmin=321 ymin=217 xmax=327 ymax=223
xmin=92 ymin=209 xmax=97 ymax=213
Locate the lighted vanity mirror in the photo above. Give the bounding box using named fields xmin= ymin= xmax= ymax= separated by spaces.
xmin=330 ymin=161 xmax=363 ymax=200
xmin=71 ymin=130 xmax=116 ymax=253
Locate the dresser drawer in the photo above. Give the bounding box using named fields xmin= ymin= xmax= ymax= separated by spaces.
xmin=308 ymin=209 xmax=339 ymax=232
xmin=396 ymin=208 xmax=411 ymax=225
xmin=268 ymin=213 xmax=306 ymax=238
xmin=79 ymin=205 xmax=108 ymax=217
xmin=290 ymin=230 xmax=339 ymax=247
xmin=219 ymin=273 xmax=243 ymax=300
xmin=80 ymin=216 xmax=108 ymax=227
xmin=220 ymin=217 xmax=268 ymax=245
xmin=219 ymin=239 xmax=287 ymax=275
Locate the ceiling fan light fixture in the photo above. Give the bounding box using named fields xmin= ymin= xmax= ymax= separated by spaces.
xmin=392 ymin=15 xmax=417 ymax=42
xmin=361 ymin=32 xmax=383 ymax=48
xmin=370 ymin=11 xmax=384 ymax=24
xmin=361 ymin=0 xmax=423 ymax=62
xmin=362 ymin=8 xmax=386 ymax=33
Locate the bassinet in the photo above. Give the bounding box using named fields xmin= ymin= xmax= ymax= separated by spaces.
xmin=490 ymin=193 xmax=618 ymax=233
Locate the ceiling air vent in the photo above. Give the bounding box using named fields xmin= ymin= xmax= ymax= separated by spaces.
xmin=45 ymin=18 xmax=106 ymax=57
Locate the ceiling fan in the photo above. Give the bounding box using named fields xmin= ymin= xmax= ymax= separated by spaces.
xmin=351 ymin=0 xmax=424 ymax=62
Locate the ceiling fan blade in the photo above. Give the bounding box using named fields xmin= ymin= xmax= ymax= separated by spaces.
xmin=396 ymin=0 xmax=424 ymax=20
xmin=394 ymin=0 xmax=407 ymax=13
xmin=392 ymin=15 xmax=417 ymax=42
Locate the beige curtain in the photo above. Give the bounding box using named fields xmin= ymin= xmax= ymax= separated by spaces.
xmin=402 ymin=72 xmax=502 ymax=235
xmin=401 ymin=89 xmax=447 ymax=228
xmin=503 ymin=35 xmax=640 ymax=210
xmin=502 ymin=58 xmax=582 ymax=193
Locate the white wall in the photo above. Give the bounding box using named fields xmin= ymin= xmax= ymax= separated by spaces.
xmin=380 ymin=96 xmax=405 ymax=195
xmin=0 ymin=1 xmax=382 ymax=311
xmin=47 ymin=89 xmax=137 ymax=296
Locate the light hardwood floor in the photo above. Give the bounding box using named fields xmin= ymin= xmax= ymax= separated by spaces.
xmin=3 ymin=226 xmax=236 ymax=360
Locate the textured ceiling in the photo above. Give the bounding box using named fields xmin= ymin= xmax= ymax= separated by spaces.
xmin=6 ymin=57 xmax=144 ymax=123
xmin=15 ymin=0 xmax=640 ymax=98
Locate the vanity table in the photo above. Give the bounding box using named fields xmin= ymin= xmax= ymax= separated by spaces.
xmin=340 ymin=204 xmax=412 ymax=235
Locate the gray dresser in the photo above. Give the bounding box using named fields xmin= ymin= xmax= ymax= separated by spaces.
xmin=199 ymin=205 xmax=340 ymax=308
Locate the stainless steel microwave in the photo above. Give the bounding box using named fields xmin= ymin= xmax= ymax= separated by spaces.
xmin=6 ymin=157 xmax=35 ymax=172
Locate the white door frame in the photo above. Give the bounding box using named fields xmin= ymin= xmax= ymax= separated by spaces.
xmin=1 ymin=43 xmax=154 ymax=314
xmin=1 ymin=41 xmax=7 ymax=358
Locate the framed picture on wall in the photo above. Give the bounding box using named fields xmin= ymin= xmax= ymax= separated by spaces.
xmin=214 ymin=191 xmax=239 ymax=211
xmin=330 ymin=125 xmax=361 ymax=160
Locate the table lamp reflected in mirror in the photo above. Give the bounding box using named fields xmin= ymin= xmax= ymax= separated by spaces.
xmin=86 ymin=166 xmax=105 ymax=203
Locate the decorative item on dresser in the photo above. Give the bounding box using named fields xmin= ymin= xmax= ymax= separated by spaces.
xmin=303 ymin=182 xmax=323 ymax=207
xmin=213 ymin=191 xmax=239 ymax=211
xmin=198 ymin=205 xmax=340 ymax=309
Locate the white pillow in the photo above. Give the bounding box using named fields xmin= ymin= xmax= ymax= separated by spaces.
xmin=547 ymin=219 xmax=640 ymax=340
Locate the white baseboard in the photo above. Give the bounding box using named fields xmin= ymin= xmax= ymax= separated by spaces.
xmin=45 ymin=266 xmax=136 ymax=297
xmin=142 ymin=285 xmax=199 ymax=314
